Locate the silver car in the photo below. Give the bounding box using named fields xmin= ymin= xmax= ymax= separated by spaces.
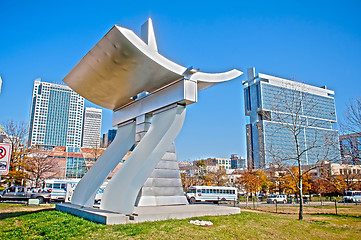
xmin=266 ymin=194 xmax=287 ymax=204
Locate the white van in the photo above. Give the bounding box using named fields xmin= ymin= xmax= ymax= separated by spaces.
xmin=44 ymin=179 xmax=108 ymax=203
xmin=44 ymin=179 xmax=80 ymax=201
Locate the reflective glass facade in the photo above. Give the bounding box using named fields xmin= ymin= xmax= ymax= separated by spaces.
xmin=244 ymin=69 xmax=340 ymax=169
xmin=28 ymin=79 xmax=84 ymax=147
xmin=65 ymin=147 xmax=87 ymax=178
xmin=339 ymin=133 xmax=361 ymax=164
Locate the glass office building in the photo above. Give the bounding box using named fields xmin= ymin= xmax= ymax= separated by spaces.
xmin=82 ymin=107 xmax=102 ymax=148
xmin=244 ymin=68 xmax=340 ymax=169
xmin=339 ymin=132 xmax=361 ymax=165
xmin=28 ymin=79 xmax=84 ymax=147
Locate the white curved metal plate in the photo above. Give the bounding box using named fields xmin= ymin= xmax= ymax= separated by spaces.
xmin=63 ymin=24 xmax=242 ymax=110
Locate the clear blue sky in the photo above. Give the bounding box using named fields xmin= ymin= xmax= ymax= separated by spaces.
xmin=1 ymin=1 xmax=361 ymax=162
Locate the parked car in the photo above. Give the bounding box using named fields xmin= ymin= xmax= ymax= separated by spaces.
xmin=0 ymin=186 xmax=51 ymax=203
xmin=266 ymin=194 xmax=287 ymax=204
xmin=258 ymin=193 xmax=267 ymax=199
xmin=342 ymin=191 xmax=361 ymax=203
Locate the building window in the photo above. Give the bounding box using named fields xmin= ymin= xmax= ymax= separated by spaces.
xmin=256 ymin=84 xmax=261 ymax=108
xmin=245 ymin=87 xmax=251 ymax=111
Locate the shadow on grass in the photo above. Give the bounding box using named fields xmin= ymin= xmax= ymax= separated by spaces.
xmin=0 ymin=208 xmax=55 ymax=220
xmin=310 ymin=213 xmax=361 ymax=220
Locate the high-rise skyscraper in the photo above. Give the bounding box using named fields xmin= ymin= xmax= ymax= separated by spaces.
xmin=230 ymin=154 xmax=246 ymax=170
xmin=339 ymin=132 xmax=361 ymax=165
xmin=28 ymin=79 xmax=84 ymax=147
xmin=82 ymin=107 xmax=102 ymax=148
xmin=244 ymin=68 xmax=340 ymax=169
xmin=102 ymin=129 xmax=117 ymax=148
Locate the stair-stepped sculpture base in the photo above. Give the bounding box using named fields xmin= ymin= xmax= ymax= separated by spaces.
xmin=136 ymin=142 xmax=188 ymax=206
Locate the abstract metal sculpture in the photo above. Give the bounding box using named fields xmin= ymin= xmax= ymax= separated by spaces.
xmin=63 ymin=19 xmax=242 ymax=214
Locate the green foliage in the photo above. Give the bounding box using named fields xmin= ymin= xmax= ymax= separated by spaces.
xmin=1 ymin=203 xmax=361 ymax=239
xmin=1 ymin=120 xmax=29 ymax=187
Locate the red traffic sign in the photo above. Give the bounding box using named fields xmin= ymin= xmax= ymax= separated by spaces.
xmin=0 ymin=146 xmax=7 ymax=159
xmin=0 ymin=143 xmax=11 ymax=175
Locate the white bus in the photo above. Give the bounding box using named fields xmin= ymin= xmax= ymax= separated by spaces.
xmin=343 ymin=191 xmax=361 ymax=203
xmin=186 ymin=186 xmax=238 ymax=204
xmin=44 ymin=179 xmax=80 ymax=201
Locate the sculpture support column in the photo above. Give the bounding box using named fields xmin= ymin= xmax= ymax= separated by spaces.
xmin=134 ymin=113 xmax=187 ymax=207
xmin=135 ymin=142 xmax=188 ymax=206
xmin=100 ymin=105 xmax=186 ymax=214
xmin=71 ymin=121 xmax=135 ymax=207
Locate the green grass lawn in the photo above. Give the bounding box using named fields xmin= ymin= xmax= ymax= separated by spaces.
xmin=0 ymin=203 xmax=360 ymax=239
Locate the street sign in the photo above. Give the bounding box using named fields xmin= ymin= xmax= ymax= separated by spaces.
xmin=0 ymin=143 xmax=11 ymax=175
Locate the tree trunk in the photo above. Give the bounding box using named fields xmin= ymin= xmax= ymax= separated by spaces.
xmin=298 ymin=165 xmax=303 ymax=220
xmin=298 ymin=181 xmax=303 ymax=220
xmin=320 ymin=193 xmax=323 ymax=206
xmin=252 ymin=193 xmax=255 ymax=209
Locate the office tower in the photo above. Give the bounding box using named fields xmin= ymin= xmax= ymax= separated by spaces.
xmin=231 ymin=154 xmax=246 ymax=170
xmin=244 ymin=68 xmax=340 ymax=169
xmin=28 ymin=79 xmax=84 ymax=147
xmin=82 ymin=107 xmax=102 ymax=148
xmin=107 ymin=129 xmax=116 ymax=144
xmin=102 ymin=129 xmax=117 ymax=147
xmin=339 ymin=132 xmax=361 ymax=165
xmin=102 ymin=133 xmax=108 ymax=148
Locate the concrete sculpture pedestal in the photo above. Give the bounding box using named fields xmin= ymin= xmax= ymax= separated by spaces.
xmin=133 ymin=114 xmax=187 ymax=207
xmin=56 ymin=203 xmax=240 ymax=225
xmin=135 ymin=142 xmax=188 ymax=206
xmin=58 ymin=18 xmax=243 ymax=223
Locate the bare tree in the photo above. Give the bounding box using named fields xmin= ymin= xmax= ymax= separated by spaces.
xmin=1 ymin=120 xmax=29 ymax=186
xmin=208 ymin=167 xmax=227 ymax=186
xmin=341 ymin=97 xmax=361 ymax=134
xmin=339 ymin=97 xmax=361 ymax=164
xmin=182 ymin=160 xmax=228 ymax=187
xmin=266 ymin=83 xmax=340 ymax=220
xmin=195 ymin=160 xmax=207 ymax=185
xmin=25 ymin=146 xmax=58 ymax=187
xmin=90 ymin=145 xmax=103 ymax=161
xmin=338 ymin=165 xmax=361 ymax=191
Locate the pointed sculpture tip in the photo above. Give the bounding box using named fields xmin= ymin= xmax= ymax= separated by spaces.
xmin=141 ymin=18 xmax=158 ymax=52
